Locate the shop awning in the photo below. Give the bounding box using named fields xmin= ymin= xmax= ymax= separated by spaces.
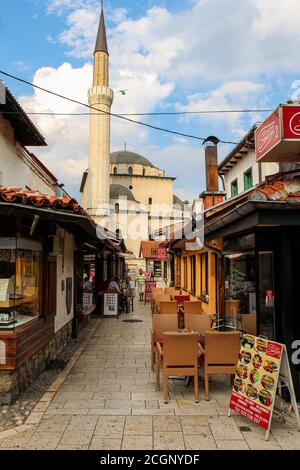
xmin=205 ymin=200 xmax=300 ymax=241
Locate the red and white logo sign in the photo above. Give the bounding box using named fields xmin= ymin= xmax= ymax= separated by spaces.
xmin=266 ymin=341 xmax=282 ymax=360
xmin=156 ymin=247 xmax=168 ymax=261
xmin=282 ymin=105 xmax=300 ymax=139
xmin=255 ymin=109 xmax=280 ymax=161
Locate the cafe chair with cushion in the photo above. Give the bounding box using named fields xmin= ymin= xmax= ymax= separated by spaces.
xmin=184 ymin=301 xmax=203 ymax=315
xmin=156 ymin=332 xmax=201 ymax=403
xmin=150 ymin=314 xmax=178 ymax=372
xmin=159 ymin=301 xmax=178 ymax=315
xmin=203 ymin=331 xmax=240 ymax=401
xmin=240 ymin=313 xmax=257 ymax=336
xmin=184 ymin=313 xmax=211 ymax=335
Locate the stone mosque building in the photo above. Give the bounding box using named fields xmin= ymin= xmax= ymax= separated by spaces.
xmin=80 ymin=5 xmax=187 ymax=262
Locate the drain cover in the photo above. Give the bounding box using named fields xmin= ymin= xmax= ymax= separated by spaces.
xmin=239 ymin=426 xmax=252 ymax=432
xmin=122 ymin=319 xmax=143 ymax=323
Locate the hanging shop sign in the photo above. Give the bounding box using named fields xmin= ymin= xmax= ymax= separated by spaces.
xmin=144 ymin=280 xmax=156 ymax=304
xmin=103 ymin=292 xmax=119 ymax=317
xmin=255 ymin=104 xmax=300 ymax=162
xmin=156 ymin=247 xmax=168 ymax=261
xmin=229 ymin=335 xmax=300 ymax=440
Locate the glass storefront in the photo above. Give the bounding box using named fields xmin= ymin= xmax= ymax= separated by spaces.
xmin=82 ymin=255 xmax=96 ymax=313
xmin=224 ymin=248 xmax=275 ymax=340
xmin=224 ymin=251 xmax=257 ymax=331
xmin=0 ymin=238 xmax=43 ymax=329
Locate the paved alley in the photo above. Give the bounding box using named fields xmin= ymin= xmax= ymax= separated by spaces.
xmin=0 ymin=301 xmax=300 ymax=451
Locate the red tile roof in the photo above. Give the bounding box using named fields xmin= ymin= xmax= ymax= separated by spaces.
xmin=252 ymin=175 xmax=300 ymax=202
xmin=0 ymin=186 xmax=87 ymax=216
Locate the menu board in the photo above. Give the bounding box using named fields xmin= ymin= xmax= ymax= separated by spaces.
xmin=229 ymin=335 xmax=283 ymax=431
xmin=0 ymin=278 xmax=14 ymax=301
xmin=103 ymin=293 xmax=118 ymax=317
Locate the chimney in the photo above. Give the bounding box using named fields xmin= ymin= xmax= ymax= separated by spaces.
xmin=199 ymin=137 xmax=226 ymax=210
xmin=205 ymin=144 xmax=219 ymax=192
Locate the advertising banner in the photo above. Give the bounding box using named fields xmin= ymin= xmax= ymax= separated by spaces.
xmin=229 ymin=335 xmax=282 ymax=432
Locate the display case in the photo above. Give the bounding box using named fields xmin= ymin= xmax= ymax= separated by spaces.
xmin=0 ymin=238 xmax=43 ymax=330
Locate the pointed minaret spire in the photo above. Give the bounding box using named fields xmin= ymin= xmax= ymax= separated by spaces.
xmin=94 ymin=1 xmax=108 ymax=55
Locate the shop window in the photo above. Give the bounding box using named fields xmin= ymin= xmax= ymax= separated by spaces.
xmin=82 ymin=256 xmax=96 ymax=314
xmin=224 ymin=252 xmax=257 ymax=331
xmin=231 ymin=179 xmax=238 ymax=197
xmin=154 ymin=260 xmax=162 ymax=278
xmin=116 ymin=229 xmax=121 ymax=240
xmin=0 ymin=238 xmax=43 ymax=329
xmin=183 ymin=257 xmax=188 ymax=290
xmin=244 ymin=168 xmax=253 ymax=191
xmin=163 ymin=261 xmax=168 ymax=279
xmin=190 ymin=255 xmax=196 ymax=296
xmin=128 ymin=167 xmax=133 ymax=175
xmin=199 ymin=253 xmax=208 ymax=301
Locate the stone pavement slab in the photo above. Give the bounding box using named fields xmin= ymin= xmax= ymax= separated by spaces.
xmin=1 ymin=299 xmax=300 ymax=450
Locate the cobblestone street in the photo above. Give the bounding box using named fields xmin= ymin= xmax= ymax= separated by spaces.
xmin=0 ymin=301 xmax=300 ymax=451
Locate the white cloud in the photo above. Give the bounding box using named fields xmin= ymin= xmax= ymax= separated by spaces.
xmin=21 ymin=60 xmax=174 ymax=197
xmin=26 ymin=0 xmax=300 ymax=200
xmin=177 ymin=80 xmax=267 ymax=137
xmin=47 ymin=0 xmax=300 ymax=81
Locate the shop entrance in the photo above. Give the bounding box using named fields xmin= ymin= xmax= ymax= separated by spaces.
xmin=258 ymin=251 xmax=275 ymax=340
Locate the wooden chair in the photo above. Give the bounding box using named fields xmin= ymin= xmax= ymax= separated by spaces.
xmin=156 ymin=332 xmax=201 ymax=402
xmin=153 ymin=294 xmax=170 ymax=314
xmin=203 ymin=331 xmax=240 ymax=401
xmin=184 ymin=301 xmax=203 ymax=315
xmin=240 ymin=313 xmax=256 ymax=336
xmin=165 ymin=288 xmax=176 ymax=294
xmin=150 ymin=314 xmax=178 ymax=372
xmin=159 ymin=301 xmax=178 ymax=315
xmin=184 ymin=313 xmax=211 ymax=335
xmin=151 ymin=288 xmax=165 ymax=314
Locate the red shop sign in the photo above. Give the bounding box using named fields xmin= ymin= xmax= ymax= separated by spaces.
xmin=255 ymin=104 xmax=300 ymax=162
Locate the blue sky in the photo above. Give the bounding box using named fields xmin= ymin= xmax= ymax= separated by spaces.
xmin=1 ymin=0 xmax=300 ymax=201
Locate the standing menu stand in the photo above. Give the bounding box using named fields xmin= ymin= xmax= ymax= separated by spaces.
xmin=103 ymin=292 xmax=119 ymax=318
xmin=228 ymin=334 xmax=300 ymax=440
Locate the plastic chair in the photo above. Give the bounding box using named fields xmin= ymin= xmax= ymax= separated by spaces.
xmin=156 ymin=332 xmax=201 ymax=402
xmin=184 ymin=301 xmax=203 ymax=315
xmin=150 ymin=314 xmax=178 ymax=372
xmin=203 ymin=331 xmax=240 ymax=400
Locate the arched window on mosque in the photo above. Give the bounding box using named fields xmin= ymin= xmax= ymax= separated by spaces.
xmin=115 ymin=203 xmax=120 ymax=214
xmin=128 ymin=167 xmax=133 ymax=175
xmin=113 ymin=167 xmax=117 ymax=175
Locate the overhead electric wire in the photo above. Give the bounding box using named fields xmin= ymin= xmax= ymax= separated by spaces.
xmin=0 ymin=109 xmax=272 ymax=117
xmin=0 ymin=70 xmax=264 ymax=145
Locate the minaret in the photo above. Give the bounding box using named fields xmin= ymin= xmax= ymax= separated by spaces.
xmin=87 ymin=2 xmax=114 ymax=223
